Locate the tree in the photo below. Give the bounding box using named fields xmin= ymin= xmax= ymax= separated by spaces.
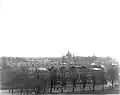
xmin=1 ymin=57 xmax=8 ymax=69
xmin=106 ymin=66 xmax=119 ymax=87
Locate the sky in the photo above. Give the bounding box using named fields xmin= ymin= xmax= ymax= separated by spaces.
xmin=0 ymin=0 xmax=120 ymax=63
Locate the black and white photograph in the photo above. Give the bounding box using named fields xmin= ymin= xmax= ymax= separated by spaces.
xmin=0 ymin=0 xmax=120 ymax=94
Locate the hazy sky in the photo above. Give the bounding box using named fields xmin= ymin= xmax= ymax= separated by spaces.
xmin=0 ymin=0 xmax=120 ymax=62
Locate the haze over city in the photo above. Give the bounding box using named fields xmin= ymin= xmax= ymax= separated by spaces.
xmin=0 ymin=0 xmax=120 ymax=63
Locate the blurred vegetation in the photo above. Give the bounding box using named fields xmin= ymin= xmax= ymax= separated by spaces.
xmin=106 ymin=65 xmax=119 ymax=87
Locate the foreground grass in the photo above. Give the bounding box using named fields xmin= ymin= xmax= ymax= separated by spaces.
xmin=1 ymin=86 xmax=119 ymax=94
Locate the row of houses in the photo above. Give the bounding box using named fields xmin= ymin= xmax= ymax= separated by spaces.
xmin=0 ymin=51 xmax=117 ymax=69
xmin=44 ymin=51 xmax=97 ymax=65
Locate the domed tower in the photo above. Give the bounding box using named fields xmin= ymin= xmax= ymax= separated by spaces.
xmin=66 ymin=51 xmax=71 ymax=57
xmin=66 ymin=51 xmax=72 ymax=62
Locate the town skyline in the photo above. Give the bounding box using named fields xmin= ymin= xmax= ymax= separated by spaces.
xmin=0 ymin=0 xmax=120 ymax=64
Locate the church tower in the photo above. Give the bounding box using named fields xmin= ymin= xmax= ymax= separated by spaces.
xmin=65 ymin=51 xmax=72 ymax=63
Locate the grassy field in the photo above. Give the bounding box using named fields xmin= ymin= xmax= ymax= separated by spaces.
xmin=0 ymin=84 xmax=120 ymax=94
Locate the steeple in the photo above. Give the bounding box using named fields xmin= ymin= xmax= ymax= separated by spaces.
xmin=73 ymin=53 xmax=76 ymax=62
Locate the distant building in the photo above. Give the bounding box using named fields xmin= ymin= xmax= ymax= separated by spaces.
xmin=40 ymin=51 xmax=98 ymax=67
